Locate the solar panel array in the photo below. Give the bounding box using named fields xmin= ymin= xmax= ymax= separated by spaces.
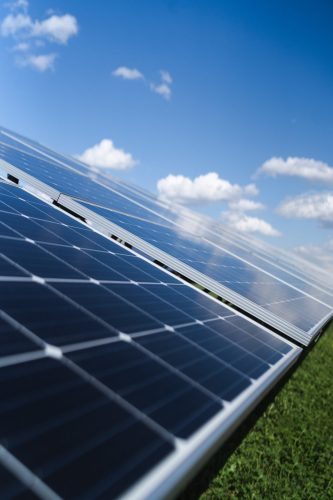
xmin=1 ymin=127 xmax=331 ymax=345
xmin=0 ymin=126 xmax=330 ymax=498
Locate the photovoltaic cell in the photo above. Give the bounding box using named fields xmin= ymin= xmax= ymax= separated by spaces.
xmin=0 ymin=317 xmax=41 ymax=357
xmin=2 ymin=127 xmax=332 ymax=306
xmin=0 ymin=462 xmax=35 ymax=499
xmin=0 ymin=181 xmax=300 ymax=498
xmin=1 ymin=127 xmax=332 ymax=295
xmin=75 ymin=201 xmax=332 ymax=343
xmin=0 ymin=358 xmax=174 ymax=499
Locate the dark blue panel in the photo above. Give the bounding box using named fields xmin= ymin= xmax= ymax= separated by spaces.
xmin=169 ymin=284 xmax=233 ymax=318
xmin=0 ymin=317 xmax=41 ymax=356
xmin=0 ymin=170 xmax=301 ymax=499
xmin=142 ymin=283 xmax=222 ymax=321
xmin=0 ymin=238 xmax=84 ymax=279
xmin=79 ymin=202 xmax=332 ymax=334
xmin=104 ymin=283 xmax=192 ymax=327
xmin=0 ymin=212 xmax=70 ymax=244
xmin=136 ymin=331 xmax=251 ymax=401
xmin=0 ymin=193 xmax=83 ymax=228
xmin=177 ymin=322 xmax=270 ymax=379
xmin=225 ymin=316 xmax=292 ymax=355
xmin=0 ymin=220 xmax=21 ymax=238
xmin=86 ymin=250 xmax=179 ymax=283
xmin=207 ymin=321 xmax=282 ymax=365
xmin=0 ymin=357 xmax=174 ymax=498
xmin=0 ymin=199 xmax=18 ymax=214
xmin=0 ymin=282 xmax=116 ymax=345
xmin=52 ymin=282 xmax=163 ymax=334
xmin=0 ymin=253 xmax=27 ymax=277
xmin=0 ymin=463 xmax=34 ymax=499
xmin=67 ymin=342 xmax=221 ymax=438
xmin=40 ymin=244 xmax=127 ymax=281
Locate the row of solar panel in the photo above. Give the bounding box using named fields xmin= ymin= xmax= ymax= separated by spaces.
xmin=0 ymin=180 xmax=300 ymax=498
xmin=1 ymin=126 xmax=331 ymax=297
xmin=69 ymin=197 xmax=331 ymax=343
xmin=0 ymin=127 xmax=330 ymax=498
xmin=1 ymin=129 xmax=331 ymax=346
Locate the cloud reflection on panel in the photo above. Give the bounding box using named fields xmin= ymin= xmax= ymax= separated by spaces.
xmin=157 ymin=172 xmax=281 ymax=238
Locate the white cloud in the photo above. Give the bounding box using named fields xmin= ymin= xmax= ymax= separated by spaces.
xmin=5 ymin=0 xmax=29 ymax=11
xmin=221 ymin=211 xmax=281 ymax=237
xmin=257 ymin=156 xmax=333 ymax=183
xmin=229 ymin=198 xmax=265 ymax=212
xmin=113 ymin=66 xmax=144 ymax=80
xmin=278 ymin=192 xmax=333 ymax=225
xmin=150 ymin=82 xmax=172 ymax=100
xmin=0 ymin=2 xmax=78 ymax=70
xmin=160 ymin=70 xmax=172 ymax=84
xmin=244 ymin=183 xmax=259 ymax=196
xmin=0 ymin=13 xmax=32 ymax=36
xmin=1 ymin=13 xmax=78 ymax=43
xmin=150 ymin=70 xmax=173 ymax=100
xmin=157 ymin=172 xmax=259 ymax=204
xmin=18 ymin=52 xmax=56 ymax=71
xmin=112 ymin=66 xmax=173 ymax=100
xmin=77 ymin=139 xmax=137 ymax=170
xmin=32 ymin=14 xmax=78 ymax=44
xmin=13 ymin=41 xmax=29 ymax=51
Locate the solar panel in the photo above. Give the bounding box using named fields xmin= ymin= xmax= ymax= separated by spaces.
xmin=0 ymin=181 xmax=301 ymax=498
xmin=60 ymin=197 xmax=332 ymax=345
xmin=1 ymin=127 xmax=331 ymax=346
xmin=1 ymin=124 xmax=331 ymax=296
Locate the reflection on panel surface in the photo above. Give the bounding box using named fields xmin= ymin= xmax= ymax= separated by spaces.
xmin=0 ymin=181 xmax=300 ymax=498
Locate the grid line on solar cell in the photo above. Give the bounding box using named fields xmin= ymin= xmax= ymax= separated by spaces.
xmin=1 ymin=150 xmax=329 ymax=346
xmin=0 ymin=356 xmax=175 ymax=498
xmin=0 ymin=446 xmax=60 ymax=500
xmin=75 ymin=198 xmax=333 ymax=307
xmin=0 ymin=136 xmax=332 ymax=300
xmin=0 ymin=171 xmax=302 ymax=499
xmin=0 ymin=184 xmax=296 ymax=364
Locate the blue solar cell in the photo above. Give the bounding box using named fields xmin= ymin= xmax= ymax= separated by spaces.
xmin=3 ymin=127 xmax=332 ymax=321
xmin=0 ymin=317 xmax=41 ymax=356
xmin=170 ymin=285 xmax=235 ymax=318
xmin=40 ymin=244 xmax=128 ymax=281
xmin=135 ymin=331 xmax=251 ymax=401
xmin=142 ymin=283 xmax=227 ymax=321
xmin=0 ymin=281 xmax=117 ymax=345
xmin=104 ymin=283 xmax=194 ymax=327
xmin=0 ymin=193 xmax=83 ymax=228
xmin=0 ymin=253 xmax=27 ymax=277
xmin=176 ymin=322 xmax=270 ymax=379
xmin=85 ymin=250 xmax=179 ymax=283
xmin=0 ymin=238 xmax=84 ymax=279
xmin=67 ymin=342 xmax=221 ymax=438
xmin=0 ymin=220 xmax=21 ymax=238
xmin=0 ymin=357 xmax=174 ymax=498
xmin=52 ymin=282 xmax=163 ymax=334
xmin=225 ymin=316 xmax=292 ymax=354
xmin=0 ymin=463 xmax=35 ymax=499
xmin=0 ymin=142 xmax=302 ymax=498
xmin=78 ymin=203 xmax=331 ymax=339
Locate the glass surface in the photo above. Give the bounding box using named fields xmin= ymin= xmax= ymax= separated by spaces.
xmin=0 ymin=357 xmax=174 ymax=498
xmin=0 ymin=181 xmax=300 ymax=498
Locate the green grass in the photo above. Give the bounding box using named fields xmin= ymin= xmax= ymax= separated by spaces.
xmin=187 ymin=323 xmax=333 ymax=499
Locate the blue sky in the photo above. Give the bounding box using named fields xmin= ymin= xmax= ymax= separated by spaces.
xmin=1 ymin=0 xmax=333 ymax=267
